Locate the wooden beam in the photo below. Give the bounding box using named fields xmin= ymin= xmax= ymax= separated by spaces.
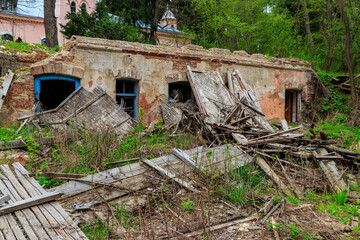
xmin=172 ymin=148 xmax=205 ymax=174
xmin=0 ymin=69 xmax=14 ymax=110
xmin=251 ymin=126 xmax=302 ymax=141
xmin=256 ymin=158 xmax=294 ymax=197
xmin=0 ymin=191 xmax=63 ymax=216
xmin=141 ymin=158 xmax=198 ymax=192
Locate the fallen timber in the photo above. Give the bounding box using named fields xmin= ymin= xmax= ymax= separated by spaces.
xmin=0 ymin=163 xmax=87 ymax=239
xmin=53 ymin=144 xmax=253 ymax=208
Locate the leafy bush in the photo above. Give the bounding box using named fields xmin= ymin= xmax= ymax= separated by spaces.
xmin=313 ymin=114 xmax=360 ymax=150
xmin=61 ymin=1 xmax=148 ymax=43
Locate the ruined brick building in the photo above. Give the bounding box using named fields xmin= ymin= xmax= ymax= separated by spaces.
xmin=0 ymin=36 xmax=317 ymax=124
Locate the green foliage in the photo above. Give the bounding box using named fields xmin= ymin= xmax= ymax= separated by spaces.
xmin=115 ymin=202 xmax=133 ymax=229
xmin=172 ymin=0 xmax=360 ymax=73
xmin=307 ymin=192 xmax=359 ymax=225
xmin=61 ymin=2 xmax=148 ymax=43
xmin=286 ymin=196 xmax=300 ymax=205
xmin=0 ymin=40 xmax=58 ymax=54
xmin=219 ymin=163 xmax=265 ymax=206
xmin=36 ymin=176 xmax=61 ymax=188
xmin=181 ymin=199 xmax=194 ymax=212
xmin=81 ymin=218 xmax=109 ymax=239
xmin=333 ymin=191 xmax=348 ymax=205
xmin=313 ymin=114 xmax=360 ymax=150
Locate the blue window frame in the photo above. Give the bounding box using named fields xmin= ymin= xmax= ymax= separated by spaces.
xmin=116 ymin=79 xmax=137 ymax=119
xmin=34 ymin=75 xmax=80 ymax=112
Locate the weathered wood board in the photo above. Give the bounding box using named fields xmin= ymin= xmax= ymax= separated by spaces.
xmin=54 ymin=145 xmax=253 ymax=209
xmin=0 ymin=70 xmax=14 ymax=110
xmin=18 ymin=86 xmax=134 ymax=135
xmin=0 ymin=163 xmax=88 ymax=239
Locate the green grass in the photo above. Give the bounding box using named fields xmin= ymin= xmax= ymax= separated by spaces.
xmin=306 ymin=191 xmax=360 ymax=225
xmin=1 ymin=40 xmax=59 ymax=54
xmin=310 ymin=114 xmax=360 ymax=151
xmin=219 ymin=162 xmax=265 ymax=206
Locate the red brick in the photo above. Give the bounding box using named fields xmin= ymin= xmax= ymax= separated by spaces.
xmin=30 ymin=65 xmax=44 ymax=76
xmin=43 ymin=64 xmax=55 ymax=74
xmin=72 ymin=66 xmax=84 ymax=78
xmin=54 ymin=62 xmax=63 ymax=74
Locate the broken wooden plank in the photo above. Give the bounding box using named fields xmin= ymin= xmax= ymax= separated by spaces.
xmin=0 ymin=137 xmax=55 ymax=150
xmin=0 ymin=195 xmax=10 ymax=205
xmin=251 ymin=126 xmax=302 ymax=141
xmin=276 ymin=156 xmax=302 ymax=199
xmin=12 ymin=162 xmax=88 ymax=239
xmin=0 ymin=191 xmax=62 ymax=216
xmin=182 ymin=215 xmax=258 ymax=238
xmin=314 ymin=148 xmax=347 ymax=193
xmin=230 ymin=116 xmax=251 ymax=126
xmin=280 ymin=120 xmax=289 ymax=130
xmin=227 ymin=71 xmax=234 ymax=96
xmin=186 ymin=65 xmax=207 ymax=115
xmin=0 ymin=69 xmax=14 ymax=110
xmin=104 ymin=157 xmax=140 ymax=166
xmin=256 ymin=158 xmax=294 ymax=197
xmin=14 ymin=119 xmax=29 ymax=135
xmin=232 ymin=133 xmax=249 ymax=144
xmin=29 ymin=172 xmax=87 ymax=179
xmin=325 ymin=145 xmax=360 ymax=156
xmin=260 ymin=199 xmax=284 ymax=224
xmin=172 ymin=148 xmax=205 ymax=174
xmin=141 ymin=158 xmax=198 ymax=192
xmin=245 ymin=137 xmax=291 ymax=146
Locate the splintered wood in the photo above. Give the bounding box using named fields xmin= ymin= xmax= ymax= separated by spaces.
xmin=18 ymin=86 xmax=134 ymax=135
xmin=0 ymin=70 xmax=14 ymax=110
xmin=0 ymin=163 xmax=87 ymax=240
xmin=54 ymin=144 xmax=253 ymax=208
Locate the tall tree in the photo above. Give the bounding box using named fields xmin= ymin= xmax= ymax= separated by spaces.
xmin=44 ymin=0 xmax=58 ymax=47
xmin=336 ymin=0 xmax=358 ymax=121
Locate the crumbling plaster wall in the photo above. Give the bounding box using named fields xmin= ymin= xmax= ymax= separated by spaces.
xmin=12 ymin=36 xmax=313 ymax=124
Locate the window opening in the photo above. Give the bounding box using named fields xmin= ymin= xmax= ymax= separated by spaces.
xmin=1 ymin=0 xmax=16 ymax=11
xmin=168 ymin=82 xmax=193 ymax=103
xmin=70 ymin=1 xmax=76 ymax=14
xmin=2 ymin=34 xmax=13 ymax=41
xmin=81 ymin=3 xmax=86 ymax=12
xmin=41 ymin=38 xmax=46 ymax=46
xmin=34 ymin=75 xmax=80 ymax=111
xmin=285 ymin=89 xmax=301 ymax=123
xmin=116 ymin=79 xmax=137 ymax=119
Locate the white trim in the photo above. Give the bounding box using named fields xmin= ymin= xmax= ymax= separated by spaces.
xmin=40 ymin=36 xmax=46 ymax=40
xmin=0 ymin=31 xmax=14 ymax=36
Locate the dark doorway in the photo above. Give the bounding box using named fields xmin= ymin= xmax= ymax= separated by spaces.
xmin=168 ymin=82 xmax=193 ymax=103
xmin=39 ymin=80 xmax=76 ymax=111
xmin=285 ymin=90 xmax=301 ymax=123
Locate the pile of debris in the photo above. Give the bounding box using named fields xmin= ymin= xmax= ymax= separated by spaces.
xmin=1 ymin=66 xmax=359 ymax=239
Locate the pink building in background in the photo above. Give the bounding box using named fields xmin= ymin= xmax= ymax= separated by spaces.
xmin=0 ymin=0 xmax=97 ymax=46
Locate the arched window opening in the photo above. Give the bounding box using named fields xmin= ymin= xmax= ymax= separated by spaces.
xmin=34 ymin=75 xmax=80 ymax=111
xmin=81 ymin=3 xmax=87 ymax=12
xmin=2 ymin=34 xmax=13 ymax=41
xmin=41 ymin=38 xmax=46 ymax=46
xmin=70 ymin=1 xmax=76 ymax=14
xmin=116 ymin=79 xmax=137 ymax=119
xmin=168 ymin=82 xmax=193 ymax=103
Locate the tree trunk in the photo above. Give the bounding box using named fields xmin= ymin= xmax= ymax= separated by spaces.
xmin=302 ymin=0 xmax=313 ymax=53
xmin=44 ymin=0 xmax=58 ymax=48
xmin=150 ymin=0 xmax=161 ymax=44
xmin=337 ymin=0 xmax=358 ymax=122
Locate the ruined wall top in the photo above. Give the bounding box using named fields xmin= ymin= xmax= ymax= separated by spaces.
xmin=32 ymin=35 xmax=312 ymax=72
xmin=69 ymin=36 xmax=312 ymax=71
